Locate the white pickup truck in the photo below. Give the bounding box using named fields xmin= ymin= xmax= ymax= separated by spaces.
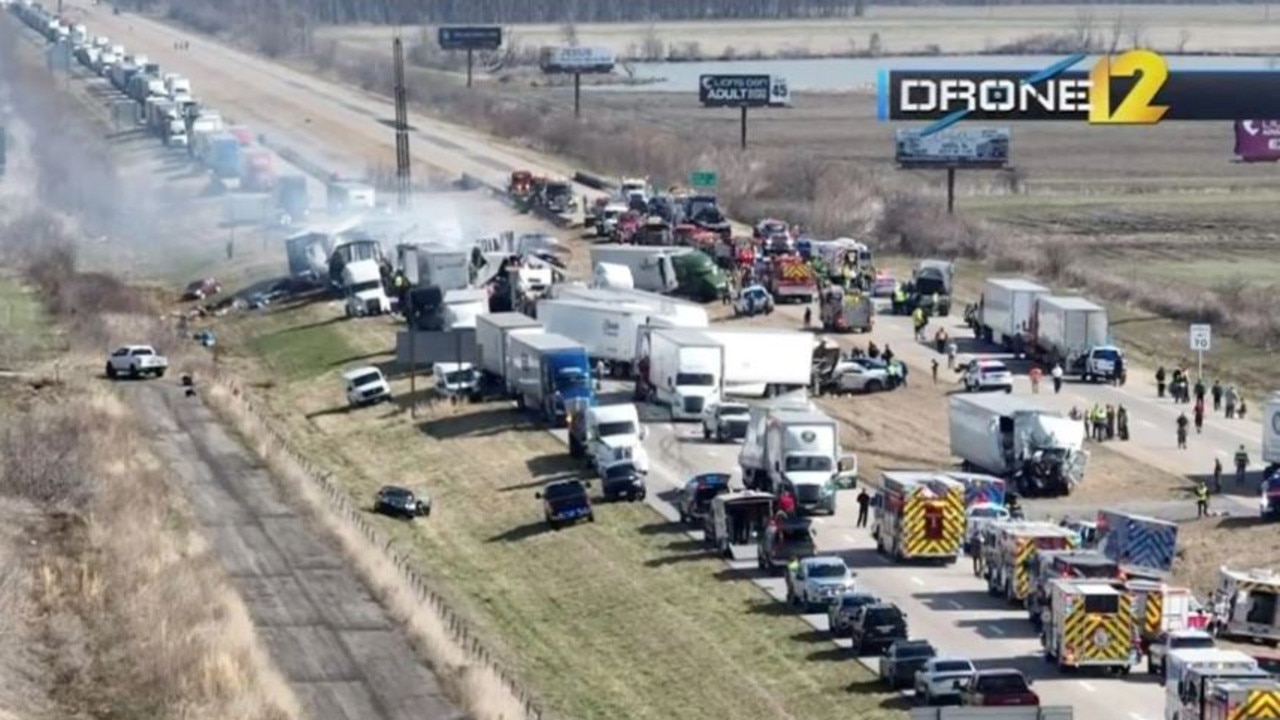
xmin=105 ymin=345 xmax=169 ymax=379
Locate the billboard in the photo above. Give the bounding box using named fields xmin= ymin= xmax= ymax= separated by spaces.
xmin=539 ymin=46 xmax=616 ymax=74
xmin=895 ymin=127 xmax=1010 ymax=168
xmin=1234 ymin=120 xmax=1280 ymax=162
xmin=699 ymin=74 xmax=772 ymax=108
xmin=879 ymin=50 xmax=1280 ymax=130
xmin=437 ymin=26 xmax=503 ymax=51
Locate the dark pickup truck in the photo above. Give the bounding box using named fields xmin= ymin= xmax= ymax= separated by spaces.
xmin=957 ymin=669 xmax=1040 ymax=707
xmin=756 ymin=516 xmax=816 ymax=575
xmin=537 ymin=479 xmax=594 ymax=529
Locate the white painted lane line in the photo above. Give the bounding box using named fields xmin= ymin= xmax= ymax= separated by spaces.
xmin=844 ymin=534 xmax=859 ymax=544
xmin=1080 ymin=681 xmax=1096 ymax=692
xmin=910 ymin=577 xmax=924 ymax=586
xmin=988 ymin=625 xmax=1004 ymax=636
xmin=947 ymin=600 xmax=963 ymax=610
xmin=1129 ymin=713 xmax=1147 ymax=720
xmin=1138 ymin=419 xmax=1156 ymax=428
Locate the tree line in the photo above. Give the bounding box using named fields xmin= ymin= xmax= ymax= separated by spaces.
xmin=162 ymin=0 xmax=1257 ymax=28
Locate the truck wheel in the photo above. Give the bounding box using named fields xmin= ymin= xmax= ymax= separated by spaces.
xmin=1003 ymin=385 xmax=1012 ymax=394
xmin=703 ymin=427 xmax=711 ymax=440
xmin=129 ymin=365 xmax=140 ymax=379
xmin=106 ymin=363 xmax=117 ymax=379
xmin=155 ymin=368 xmax=166 ymax=378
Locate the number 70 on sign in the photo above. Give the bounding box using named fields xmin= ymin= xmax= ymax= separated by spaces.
xmin=1189 ymin=324 xmax=1212 ymax=352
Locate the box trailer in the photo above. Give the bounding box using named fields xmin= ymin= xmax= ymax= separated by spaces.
xmin=976 ymin=278 xmax=1050 ymax=352
xmin=537 ymin=298 xmax=652 ymax=376
xmin=701 ymin=328 xmax=813 ymax=398
xmin=476 ymin=313 xmax=542 ymax=385
xmin=948 ymin=393 xmax=1087 ymax=497
xmin=636 ymin=327 xmax=725 ymax=420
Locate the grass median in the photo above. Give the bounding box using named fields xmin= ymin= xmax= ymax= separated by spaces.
xmin=219 ymin=299 xmax=903 ymax=720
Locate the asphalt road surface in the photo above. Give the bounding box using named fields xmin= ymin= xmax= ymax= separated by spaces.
xmin=51 ymin=10 xmax=1276 ymax=720
xmin=128 ymin=382 xmax=465 ymax=720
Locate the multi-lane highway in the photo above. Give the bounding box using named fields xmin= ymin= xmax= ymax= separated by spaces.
xmin=57 ymin=7 xmax=1274 ymax=719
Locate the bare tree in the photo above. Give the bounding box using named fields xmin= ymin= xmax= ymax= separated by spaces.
xmin=1126 ymin=20 xmax=1148 ymax=49
xmin=561 ymin=22 xmax=579 ymax=47
xmin=1176 ymin=29 xmax=1192 ymax=53
xmin=1071 ymin=9 xmax=1097 ymax=52
xmin=1108 ymin=14 xmax=1126 ymax=55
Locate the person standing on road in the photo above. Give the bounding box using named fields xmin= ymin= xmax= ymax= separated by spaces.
xmin=1239 ymin=397 xmax=1249 ymax=420
xmin=1235 ymin=445 xmax=1250 ymax=486
xmin=803 ymin=305 xmax=812 ymax=328
xmin=1196 ymin=480 xmax=1210 ymax=518
xmin=856 ymin=488 xmax=871 ymax=528
xmin=1225 ymin=386 xmax=1239 ymax=419
xmin=1029 ymin=366 xmax=1043 ymax=394
xmin=946 ymin=340 xmax=958 ymax=370
xmin=969 ymin=531 xmax=984 ymax=576
xmin=882 ymin=345 xmax=895 ymax=364
xmin=1105 ymin=405 xmax=1116 ymax=441
xmin=1117 ymin=405 xmax=1130 ymax=441
xmin=1213 ymin=457 xmax=1224 ymax=493
xmin=595 ymin=359 xmax=606 ymax=391
xmin=1051 ymin=363 xmax=1064 ymax=394
xmin=1194 ymin=398 xmax=1205 ymax=434
xmin=931 ymin=358 xmax=939 ymax=384
xmin=1156 ymin=366 xmax=1167 ymax=398
xmin=1212 ymin=380 xmax=1224 ymax=412
xmin=1194 ymin=378 xmax=1207 ymax=405
xmin=1176 ymin=412 xmax=1189 ymax=449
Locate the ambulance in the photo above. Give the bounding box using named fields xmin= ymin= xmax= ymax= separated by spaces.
xmin=1165 ymin=648 xmax=1270 ymax=720
xmin=874 ymin=472 xmax=965 ymax=564
xmin=983 ymin=520 xmax=1078 ymax=605
xmin=1041 ymin=579 xmax=1137 ymax=673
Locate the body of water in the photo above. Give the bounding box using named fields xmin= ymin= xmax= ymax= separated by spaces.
xmin=593 ymin=54 xmax=1280 ymax=93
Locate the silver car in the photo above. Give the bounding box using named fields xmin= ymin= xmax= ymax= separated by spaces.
xmin=827 ymin=360 xmax=890 ymax=394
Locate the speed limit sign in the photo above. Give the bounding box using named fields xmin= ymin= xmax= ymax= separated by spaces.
xmin=1189 ymin=324 xmax=1212 ymax=352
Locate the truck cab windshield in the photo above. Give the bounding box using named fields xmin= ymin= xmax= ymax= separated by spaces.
xmin=785 ymin=455 xmax=833 ymax=473
xmin=556 ymin=370 xmax=589 ymax=392
xmin=676 ymin=372 xmax=714 ymax=387
xmin=596 ymin=421 xmax=638 ymax=437
xmin=443 ymin=370 xmax=474 ymax=385
xmin=351 ymin=280 xmax=382 ymax=293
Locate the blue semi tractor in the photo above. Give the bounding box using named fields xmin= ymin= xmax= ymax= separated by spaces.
xmin=505 ymin=331 xmax=595 ymax=425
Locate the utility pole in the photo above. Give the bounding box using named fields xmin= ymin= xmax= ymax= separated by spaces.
xmin=392 ymin=33 xmax=411 ymax=209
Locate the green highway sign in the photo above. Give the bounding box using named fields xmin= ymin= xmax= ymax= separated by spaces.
xmin=689 ymin=171 xmax=717 ymax=188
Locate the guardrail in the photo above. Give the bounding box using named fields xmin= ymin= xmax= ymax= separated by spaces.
xmin=209 ymin=373 xmax=547 ymax=720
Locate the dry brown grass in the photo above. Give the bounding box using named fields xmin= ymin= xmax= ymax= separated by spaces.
xmin=7 ymin=388 xmax=299 ymax=720
xmin=200 ymin=378 xmax=535 ymax=720
xmin=0 ymin=201 xmax=300 ymax=720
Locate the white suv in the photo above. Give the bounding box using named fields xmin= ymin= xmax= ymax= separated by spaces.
xmin=962 ymin=359 xmax=1013 ymax=393
xmin=344 ymin=366 xmax=392 ymax=407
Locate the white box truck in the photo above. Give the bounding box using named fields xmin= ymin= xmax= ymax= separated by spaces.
xmin=586 ymin=403 xmax=650 ymax=476
xmin=636 ymin=327 xmax=725 ymax=421
xmin=592 ymin=262 xmax=635 ymax=290
xmin=739 ymin=400 xmax=855 ymax=512
xmin=475 ymin=313 xmax=541 ymax=389
xmin=1032 ymin=295 xmax=1122 ymax=382
xmin=948 ymin=393 xmax=1087 ymax=497
xmin=342 ymin=259 xmax=392 ymax=317
xmin=537 ymin=298 xmax=651 ymax=376
xmin=589 ymin=246 xmax=679 ymax=294
xmin=442 ymin=288 xmax=487 ymax=330
xmin=401 ymin=243 xmax=471 ymax=291
xmin=550 ymin=285 xmax=709 ymax=328
xmin=976 ymin=278 xmax=1050 ymax=352
xmin=702 ymin=328 xmax=814 ymax=398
